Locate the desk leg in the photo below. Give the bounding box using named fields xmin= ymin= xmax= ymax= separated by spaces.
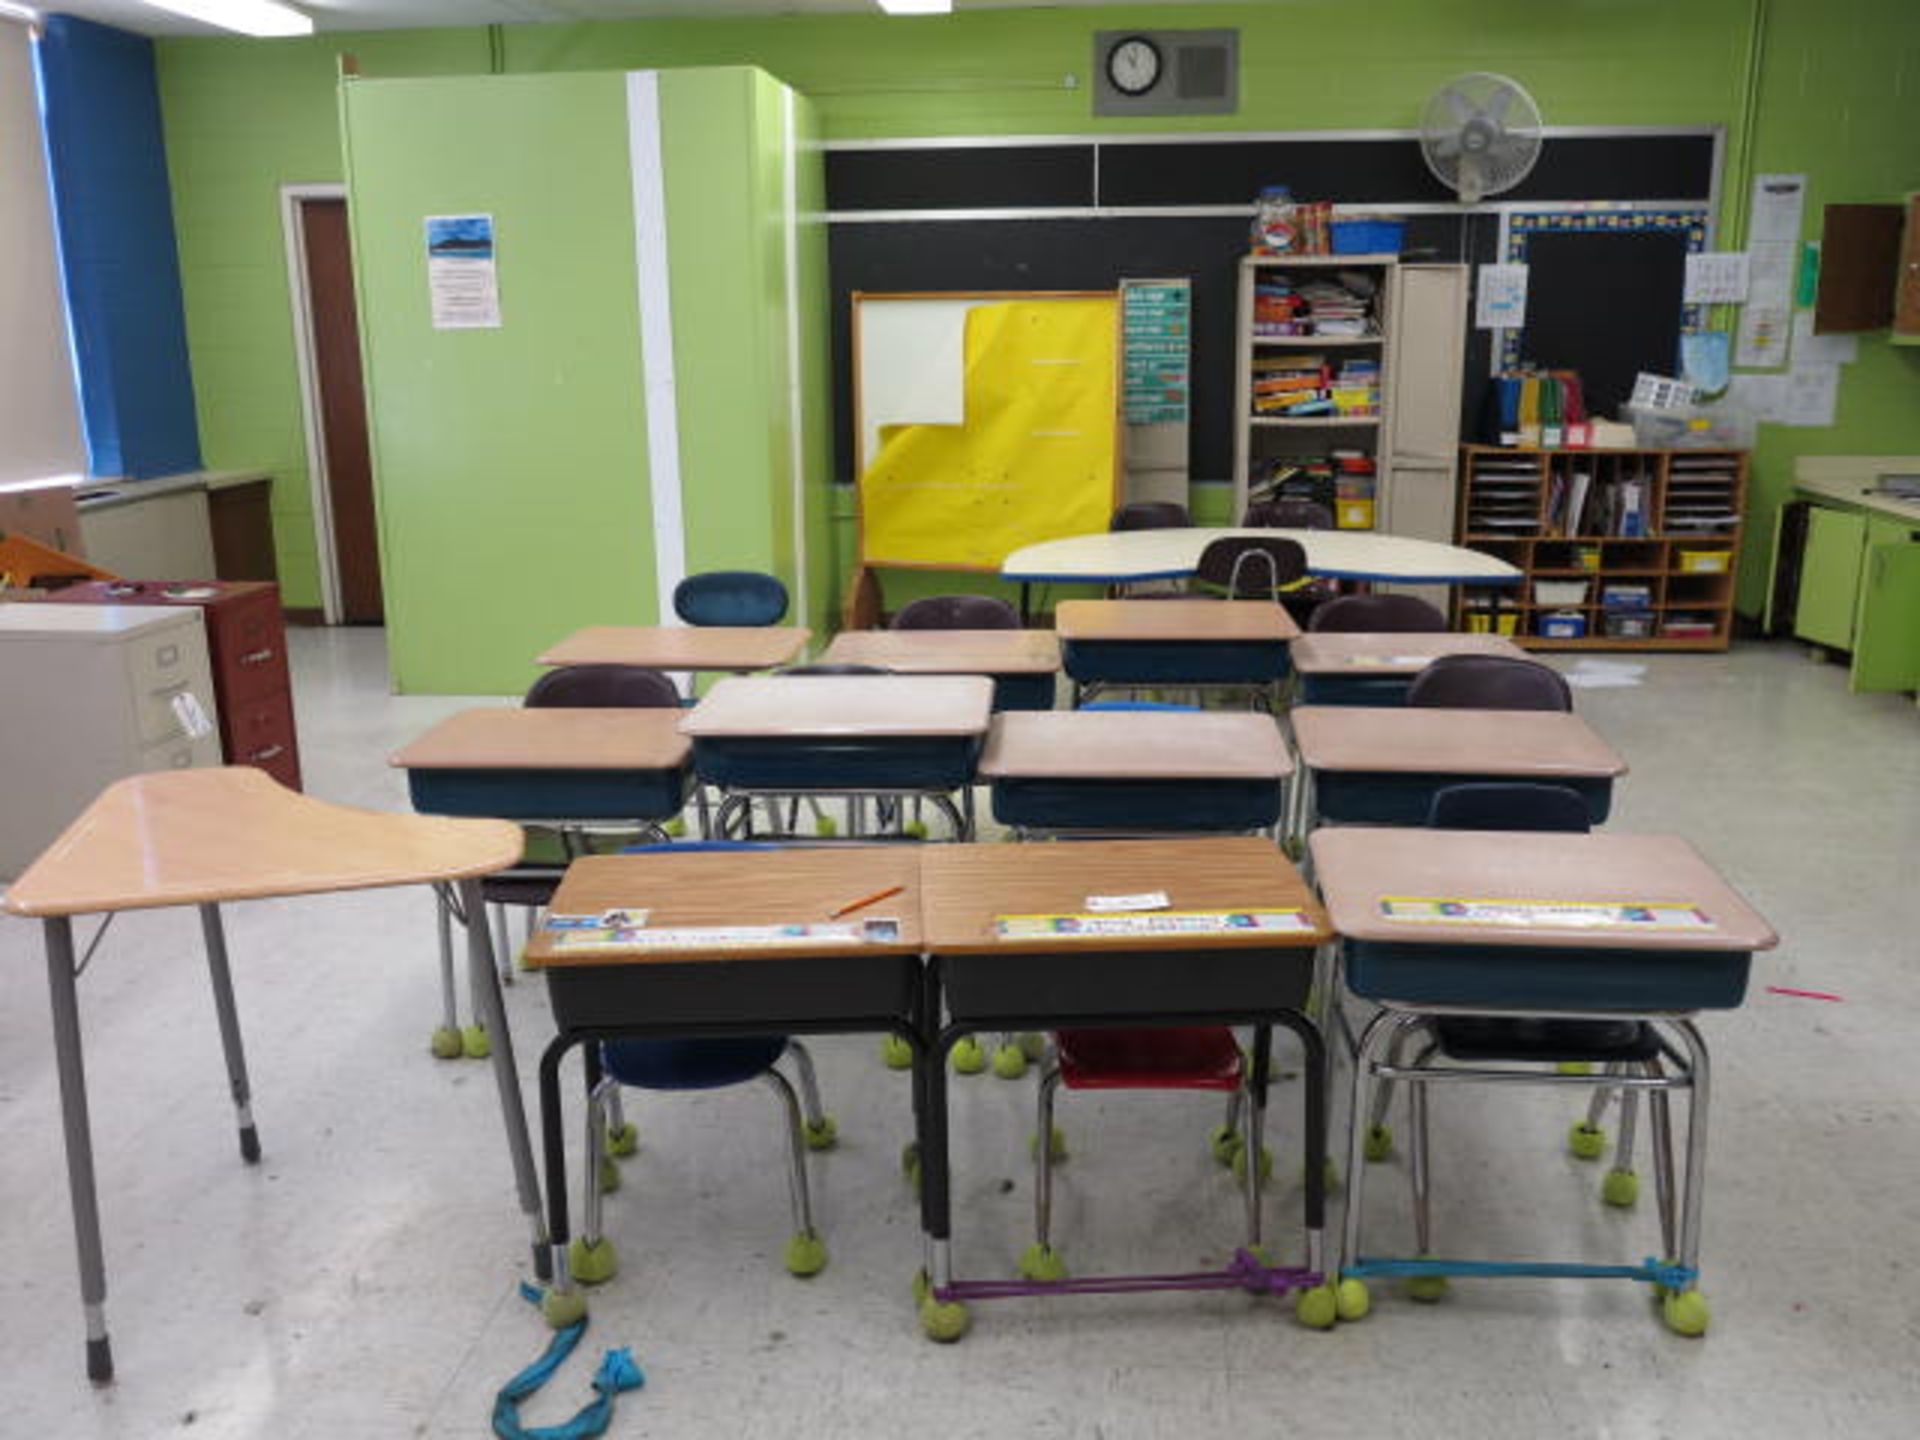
xmin=199 ymin=904 xmax=260 ymax=1164
xmin=459 ymin=877 xmax=550 ymax=1278
xmin=1274 ymin=1010 xmax=1329 ymax=1282
xmin=1019 ymin=582 xmax=1031 ymax=627
xmin=44 ymin=916 xmax=113 ymax=1383
xmin=914 ymin=964 xmax=967 ymax=1338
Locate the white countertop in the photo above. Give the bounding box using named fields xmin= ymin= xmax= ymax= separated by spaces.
xmin=73 ymin=470 xmax=272 ymax=512
xmin=1793 ymin=456 xmax=1920 ymax=526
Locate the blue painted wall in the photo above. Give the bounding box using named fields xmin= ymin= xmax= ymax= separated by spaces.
xmin=36 ymin=14 xmax=201 ymax=479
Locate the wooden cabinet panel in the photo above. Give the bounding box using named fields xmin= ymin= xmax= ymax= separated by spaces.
xmin=1894 ymin=195 xmax=1920 ymax=341
xmin=1816 ymin=203 xmax=1903 ymax=333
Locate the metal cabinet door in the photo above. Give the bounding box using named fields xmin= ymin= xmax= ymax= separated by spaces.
xmin=1852 ymin=523 xmax=1920 ymax=693
xmin=1793 ymin=506 xmax=1867 ymax=651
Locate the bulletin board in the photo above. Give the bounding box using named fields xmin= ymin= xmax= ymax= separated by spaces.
xmin=852 ymin=291 xmax=1120 ymax=572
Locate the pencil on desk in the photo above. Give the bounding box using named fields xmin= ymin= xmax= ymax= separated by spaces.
xmin=830 ymin=884 xmax=904 ymax=919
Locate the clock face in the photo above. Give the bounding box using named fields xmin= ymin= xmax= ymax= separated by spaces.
xmin=1107 ymin=36 xmax=1162 ymax=97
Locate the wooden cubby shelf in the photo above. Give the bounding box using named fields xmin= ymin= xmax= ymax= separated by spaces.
xmin=1454 ymin=444 xmax=1750 ymax=652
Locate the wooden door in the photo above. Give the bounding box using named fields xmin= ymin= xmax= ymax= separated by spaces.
xmin=1894 ymin=195 xmax=1920 ymax=340
xmin=300 ymin=199 xmax=383 ymax=624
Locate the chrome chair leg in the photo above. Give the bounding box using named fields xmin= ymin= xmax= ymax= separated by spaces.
xmin=1408 ymin=1040 xmax=1439 ymax=1255
xmin=1034 ymin=1061 xmax=1063 ymax=1255
xmin=1646 ymin=1053 xmax=1680 ymax=1261
xmin=582 ymin=1074 xmax=618 ymax=1249
xmin=435 ymin=888 xmax=459 ymax=1038
xmin=786 ymin=1040 xmax=827 ymax=1130
xmin=761 ymin=1067 xmax=819 ymax=1243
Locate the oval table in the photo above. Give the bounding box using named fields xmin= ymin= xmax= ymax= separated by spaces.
xmin=1001 ymin=528 xmax=1521 ymax=623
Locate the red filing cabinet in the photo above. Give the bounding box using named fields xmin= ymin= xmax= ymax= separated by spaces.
xmin=28 ymin=581 xmax=303 ymax=791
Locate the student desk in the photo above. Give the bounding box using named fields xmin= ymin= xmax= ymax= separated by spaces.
xmin=679 ymin=675 xmax=993 ymax=839
xmin=1309 ymin=827 xmax=1777 ymax=1332
xmin=913 ymin=839 xmax=1334 ymax=1334
xmin=819 ymin=629 xmax=1061 ymax=712
xmin=0 ymin=768 xmax=535 ymax=1384
xmin=1290 ymin=633 xmax=1530 ymax=706
xmin=978 ymin=709 xmax=1291 ymax=835
xmin=536 ymin=624 xmax=811 ymax=674
xmin=1290 ymin=706 xmax=1627 ymax=829
xmin=1053 ymin=599 xmax=1299 ymax=707
xmin=1002 ymin=529 xmax=1522 ymax=623
xmin=522 ymin=847 xmax=925 ymax=1321
xmin=391 ymin=708 xmax=692 ymax=830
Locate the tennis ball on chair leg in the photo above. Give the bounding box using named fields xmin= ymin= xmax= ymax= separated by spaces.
xmin=606 ymin=1121 xmax=638 ymax=1157
xmin=950 ymin=1036 xmax=986 ymax=1075
xmin=991 ymin=1042 xmax=1028 ymax=1079
xmin=430 ymin=1026 xmax=463 ymax=1060
xmin=1568 ymin=1121 xmax=1608 ymax=1160
xmin=460 ymin=1024 xmax=491 ymax=1060
xmin=1209 ymin=1124 xmax=1243 ymax=1167
xmin=1363 ymin=1124 xmax=1394 ymax=1163
xmin=1602 ymin=1168 xmax=1640 ymax=1208
xmin=567 ymin=1237 xmax=619 ymax=1286
xmin=881 ymin=1033 xmax=915 ymax=1070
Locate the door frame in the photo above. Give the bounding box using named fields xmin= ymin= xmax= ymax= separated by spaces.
xmin=280 ymin=182 xmax=350 ymax=625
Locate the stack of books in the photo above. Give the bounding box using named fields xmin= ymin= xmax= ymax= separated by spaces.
xmin=1251 ymin=272 xmax=1378 ymax=339
xmin=1252 ymin=278 xmax=1306 ymax=336
xmin=1329 ymin=358 xmax=1380 ymax=416
xmin=1252 ymin=353 xmax=1333 ymax=416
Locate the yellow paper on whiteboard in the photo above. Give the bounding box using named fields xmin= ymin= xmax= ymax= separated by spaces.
xmin=860 ymin=299 xmax=1117 ymax=570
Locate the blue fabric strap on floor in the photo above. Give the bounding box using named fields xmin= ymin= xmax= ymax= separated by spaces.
xmin=492 ymin=1283 xmax=644 ymax=1440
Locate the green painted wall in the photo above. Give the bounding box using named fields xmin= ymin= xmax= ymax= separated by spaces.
xmin=342 ymin=71 xmax=654 ymax=694
xmin=156 ymin=0 xmax=1920 ymax=631
xmin=157 ymin=29 xmax=491 ymax=609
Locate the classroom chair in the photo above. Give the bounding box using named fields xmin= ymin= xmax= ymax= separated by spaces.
xmin=673 ymin=570 xmax=790 ymax=627
xmin=1021 ymin=1024 xmax=1275 ymax=1284
xmin=891 ymin=594 xmax=1021 ymax=631
xmin=1193 ymin=534 xmax=1308 ymax=600
xmin=1109 ymin=501 xmax=1190 ymax=531
xmin=1404 ymin=652 xmax=1571 ymax=711
xmin=1308 ymin=593 xmax=1449 ymax=634
xmin=567 ymin=842 xmax=839 ymax=1289
xmin=1341 ymin=783 xmax=1696 ymax=1327
xmin=430 ymin=663 xmax=684 ymax=1061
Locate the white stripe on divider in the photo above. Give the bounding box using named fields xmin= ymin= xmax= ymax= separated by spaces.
xmin=782 ymin=85 xmax=809 ymax=628
xmin=626 ymin=70 xmax=686 ymax=627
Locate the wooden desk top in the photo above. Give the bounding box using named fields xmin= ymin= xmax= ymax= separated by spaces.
xmin=920 ymin=838 xmax=1329 ymax=955
xmin=1291 ymin=707 xmax=1628 ymax=778
xmin=819 ymin=629 xmax=1061 ymax=675
xmin=979 ymin=710 xmax=1292 ymax=780
xmin=389 ymin=708 xmax=690 ymax=771
xmin=679 ymin=674 xmax=994 ymax=737
xmin=1054 ymin=599 xmax=1300 ymax=643
xmin=1309 ymin=828 xmax=1778 ymax=952
xmin=536 ymin=625 xmax=810 ymax=672
xmin=1288 ymin=632 xmax=1529 ymax=675
xmin=2 ymin=768 xmax=523 ymax=918
xmin=525 ymin=847 xmax=923 ymax=968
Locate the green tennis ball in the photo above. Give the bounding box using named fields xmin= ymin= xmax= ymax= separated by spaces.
xmin=567 ymin=1237 xmax=619 ymax=1285
xmin=919 ymin=1299 xmax=970 ymax=1343
xmin=803 ymin=1115 xmax=839 ymax=1151
xmin=1602 ymin=1168 xmax=1640 ymax=1208
xmin=1662 ymin=1290 xmax=1710 ymax=1337
xmin=1232 ymin=1144 xmax=1274 ymax=1183
xmin=664 ymin=817 xmax=688 ymax=838
xmin=1407 ymin=1272 xmax=1450 ymax=1304
xmin=1295 ymin=1285 xmax=1337 ymax=1330
xmin=1018 ymin=1243 xmax=1068 ymax=1283
xmin=1556 ymin=1061 xmax=1595 ymax=1076
xmin=1335 ymin=1276 xmax=1372 ymax=1322
xmin=903 ymin=821 xmax=930 ymax=840
xmin=429 ymin=1026 xmax=464 ymax=1060
xmin=1209 ymin=1125 xmax=1243 ymax=1167
xmin=1029 ymin=1125 xmax=1068 ymax=1163
xmin=950 ymin=1037 xmax=987 ymax=1075
xmin=1018 ymin=1032 xmax=1048 ymax=1061
xmin=597 ymin=1157 xmax=621 ymax=1194
xmin=814 ymin=815 xmax=839 ymax=838
xmin=1363 ymin=1124 xmax=1394 ymax=1163
xmin=785 ymin=1231 xmax=829 ymax=1277
xmin=460 ymin=1024 xmax=491 ymax=1061
xmin=911 ymin=1269 xmax=931 ymax=1306
xmin=542 ymin=1288 xmax=589 ymax=1330
xmin=606 ymin=1122 xmax=638 ymax=1158
xmin=881 ymin=1034 xmax=915 ymax=1070
xmin=991 ymin=1044 xmax=1028 ymax=1080
xmin=1568 ymin=1122 xmax=1607 ymax=1160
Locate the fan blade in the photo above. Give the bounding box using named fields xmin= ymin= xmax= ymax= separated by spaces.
xmin=1485 ymin=84 xmax=1515 ymax=125
xmin=1443 ymin=86 xmax=1476 ymax=126
xmin=1429 ymin=133 xmax=1461 ymax=162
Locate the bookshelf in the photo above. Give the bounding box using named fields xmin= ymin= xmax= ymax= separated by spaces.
xmin=1233 ymin=254 xmax=1399 ymax=524
xmin=1454 ymin=445 xmax=1750 ymax=652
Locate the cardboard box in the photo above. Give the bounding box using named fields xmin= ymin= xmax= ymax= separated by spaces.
xmin=0 ymin=482 xmax=85 ymax=558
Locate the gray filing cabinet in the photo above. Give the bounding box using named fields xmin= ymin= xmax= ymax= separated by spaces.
xmin=0 ymin=603 xmax=222 ymax=878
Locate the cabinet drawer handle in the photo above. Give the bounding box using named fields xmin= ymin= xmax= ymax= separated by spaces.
xmin=250 ymin=744 xmax=285 ymax=763
xmin=239 ymin=648 xmax=277 ymax=665
xmin=150 ymin=679 xmax=190 ymax=696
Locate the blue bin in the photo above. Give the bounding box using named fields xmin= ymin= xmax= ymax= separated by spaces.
xmin=1330 ymin=218 xmax=1405 ymax=255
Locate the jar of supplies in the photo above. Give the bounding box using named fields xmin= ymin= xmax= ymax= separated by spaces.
xmin=1251 ymin=186 xmax=1297 ymax=255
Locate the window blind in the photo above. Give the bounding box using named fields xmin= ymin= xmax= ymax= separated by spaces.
xmin=0 ymin=17 xmax=86 ymax=489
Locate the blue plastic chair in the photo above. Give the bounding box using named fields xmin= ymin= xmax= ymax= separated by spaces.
xmin=673 ymin=571 xmax=790 ymax=628
xmin=570 ymin=842 xmax=839 ymax=1285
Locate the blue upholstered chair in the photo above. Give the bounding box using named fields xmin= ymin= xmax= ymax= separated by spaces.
xmin=568 ymin=842 xmax=839 ymax=1289
xmin=673 ymin=570 xmax=790 ymax=628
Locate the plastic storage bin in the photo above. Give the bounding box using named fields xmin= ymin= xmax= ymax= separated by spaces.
xmin=1534 ymin=579 xmax=1590 ymax=607
xmin=1330 ymin=217 xmax=1405 ymax=254
xmin=1537 ymin=610 xmax=1589 ymax=639
xmin=1625 ymin=403 xmax=1756 ymax=451
xmin=1604 ymin=610 xmax=1655 ymax=639
xmin=1676 ymin=549 xmax=1731 ymax=574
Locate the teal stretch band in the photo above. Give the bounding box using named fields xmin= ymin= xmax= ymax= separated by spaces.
xmin=1347 ymin=1256 xmax=1698 ymax=1290
xmin=492 ymin=1283 xmax=645 ymax=1440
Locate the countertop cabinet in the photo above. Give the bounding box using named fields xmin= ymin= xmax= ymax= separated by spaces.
xmin=1778 ymin=457 xmax=1920 ymax=695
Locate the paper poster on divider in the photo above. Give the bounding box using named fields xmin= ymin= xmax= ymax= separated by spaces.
xmin=859 ymin=298 xmax=1119 ymax=571
xmin=425 ymin=214 xmax=501 ymax=330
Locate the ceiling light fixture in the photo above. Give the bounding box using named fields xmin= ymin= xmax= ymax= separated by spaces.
xmin=876 ymin=1 xmax=953 ymax=15
xmin=138 ymin=1 xmax=314 ymax=38
xmin=0 ymin=1 xmax=42 ymax=23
